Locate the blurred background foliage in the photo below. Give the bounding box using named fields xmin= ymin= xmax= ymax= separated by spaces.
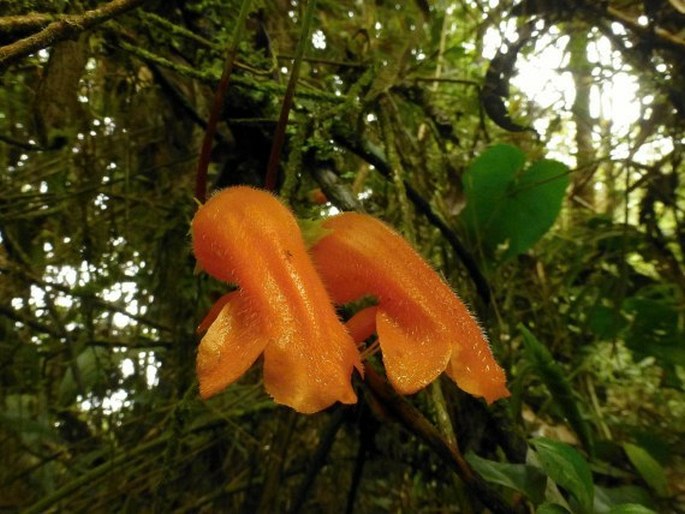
xmin=1 ymin=0 xmax=684 ymax=512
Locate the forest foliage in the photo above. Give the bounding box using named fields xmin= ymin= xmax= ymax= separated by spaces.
xmin=1 ymin=0 xmax=684 ymax=512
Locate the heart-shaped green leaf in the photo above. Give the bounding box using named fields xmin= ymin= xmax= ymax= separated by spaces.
xmin=460 ymin=144 xmax=569 ymax=260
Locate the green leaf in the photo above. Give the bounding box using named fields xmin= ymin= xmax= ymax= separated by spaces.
xmin=466 ymin=452 xmax=547 ymax=504
xmin=519 ymin=325 xmax=594 ymax=454
xmin=59 ymin=346 xmax=114 ymax=406
xmin=532 ymin=437 xmax=594 ymax=514
xmin=595 ymin=484 xmax=657 ymax=513
xmin=298 ymin=217 xmax=333 ymax=247
xmin=537 ymin=503 xmax=573 ymax=514
xmin=460 ymin=144 xmax=569 ymax=260
xmin=587 ymin=304 xmax=627 ymax=340
xmin=606 ymin=505 xmax=658 ymax=514
xmin=622 ymin=443 xmax=669 ymax=497
xmin=623 ymin=288 xmax=685 ymax=367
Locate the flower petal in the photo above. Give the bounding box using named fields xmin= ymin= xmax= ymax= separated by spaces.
xmin=445 ymin=343 xmax=511 ymax=405
xmin=376 ymin=309 xmax=451 ymax=394
xmin=345 ymin=305 xmax=378 ymax=344
xmin=310 ymin=213 xmax=452 ymax=392
xmin=262 ymin=327 xmax=360 ymax=414
xmin=197 ymin=292 xmax=235 ymax=334
xmin=310 ymin=212 xmax=510 ymax=402
xmin=196 ymin=291 xmax=269 ymax=399
xmin=192 ymin=187 xmax=362 ymax=412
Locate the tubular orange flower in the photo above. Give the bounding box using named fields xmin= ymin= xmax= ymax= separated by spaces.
xmin=309 ymin=212 xmax=510 ymax=404
xmin=191 ymin=186 xmax=362 ymax=413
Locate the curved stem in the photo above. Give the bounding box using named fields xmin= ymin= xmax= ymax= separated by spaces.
xmin=364 ymin=368 xmax=514 ymax=514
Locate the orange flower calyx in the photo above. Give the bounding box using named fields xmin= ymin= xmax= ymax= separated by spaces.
xmin=309 ymin=212 xmax=510 ymax=404
xmin=192 ymin=186 xmax=362 ymax=414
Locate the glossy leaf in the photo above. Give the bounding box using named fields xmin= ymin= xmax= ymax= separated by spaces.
xmin=623 ymin=443 xmax=669 ymax=497
xmin=532 ymin=437 xmax=594 ymax=514
xmin=466 ymin=452 xmax=546 ymax=504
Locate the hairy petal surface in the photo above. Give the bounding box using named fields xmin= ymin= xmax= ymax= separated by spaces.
xmin=197 ymin=292 xmax=269 ymax=399
xmin=310 ymin=212 xmax=509 ymax=403
xmin=192 ymin=186 xmax=361 ymax=412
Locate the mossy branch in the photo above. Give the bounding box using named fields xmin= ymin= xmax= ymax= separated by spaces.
xmin=0 ymin=0 xmax=147 ymax=72
xmin=116 ymin=40 xmax=343 ymax=104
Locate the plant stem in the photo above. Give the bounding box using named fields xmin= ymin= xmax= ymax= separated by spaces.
xmin=364 ymin=368 xmax=514 ymax=514
xmin=194 ymin=0 xmax=253 ymax=202
xmin=264 ymin=0 xmax=317 ymax=191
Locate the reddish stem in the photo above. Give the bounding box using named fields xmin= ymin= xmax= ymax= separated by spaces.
xmin=194 ymin=0 xmax=253 ymax=202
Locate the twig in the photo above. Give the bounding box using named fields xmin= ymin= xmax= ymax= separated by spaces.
xmin=311 ymin=165 xmax=365 ymax=212
xmin=0 ymin=0 xmax=147 ymax=72
xmin=0 ymin=264 xmax=172 ymax=333
xmin=0 ymin=304 xmax=64 ymax=339
xmin=256 ymin=410 xmax=298 ymax=514
xmin=364 ymin=368 xmax=514 ymax=514
xmin=116 ymin=40 xmax=343 ymax=104
xmin=0 ymin=13 xmax=57 ymax=38
xmin=138 ymin=11 xmax=215 ymax=49
xmin=21 ymin=417 xmax=236 ymax=514
xmin=605 ymin=5 xmax=685 ymax=51
xmin=412 ymin=76 xmax=481 ymax=87
xmin=276 ymin=53 xmax=365 ymax=68
xmin=288 ymin=407 xmax=347 ymax=514
xmin=0 ymin=133 xmax=45 ymax=151
xmin=22 ymin=432 xmax=171 ymax=514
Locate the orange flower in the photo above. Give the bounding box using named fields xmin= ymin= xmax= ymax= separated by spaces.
xmin=192 ymin=187 xmax=362 ymax=413
xmin=309 ymin=212 xmax=510 ymax=404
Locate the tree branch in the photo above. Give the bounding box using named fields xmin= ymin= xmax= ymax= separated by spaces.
xmin=0 ymin=264 xmax=172 ymax=333
xmin=0 ymin=0 xmax=147 ymax=72
xmin=0 ymin=133 xmax=44 ymax=151
xmin=0 ymin=13 xmax=56 ymax=40
xmin=264 ymin=0 xmax=318 ymax=191
xmin=605 ymin=5 xmax=685 ymax=52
